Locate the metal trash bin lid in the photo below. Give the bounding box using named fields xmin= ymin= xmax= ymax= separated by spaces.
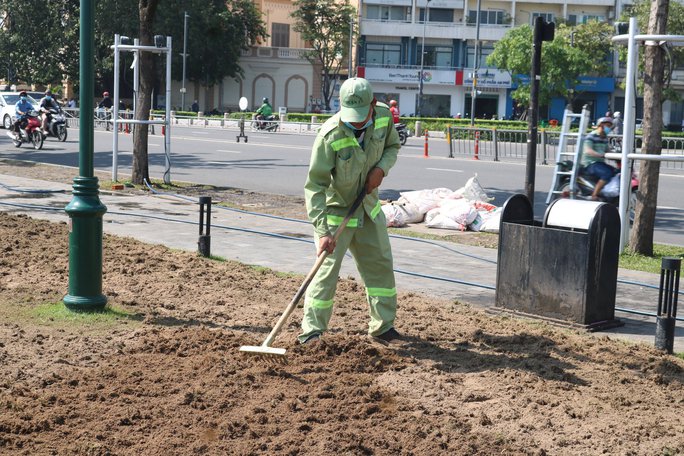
xmin=544 ymin=199 xmax=604 ymax=231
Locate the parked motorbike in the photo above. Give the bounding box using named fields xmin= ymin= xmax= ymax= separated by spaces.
xmin=5 ymin=111 xmax=44 ymax=150
xmin=556 ymin=159 xmax=639 ymax=221
xmin=396 ymin=123 xmax=410 ymax=145
xmin=43 ymin=107 xmax=68 ymax=142
xmin=253 ymin=115 xmax=279 ymax=132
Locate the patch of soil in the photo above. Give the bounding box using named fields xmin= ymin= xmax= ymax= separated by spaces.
xmin=1 ymin=212 xmax=684 ymax=455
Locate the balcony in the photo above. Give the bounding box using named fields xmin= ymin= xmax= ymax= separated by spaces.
xmin=360 ymin=18 xmax=512 ymax=42
xmin=241 ymin=46 xmax=311 ymax=60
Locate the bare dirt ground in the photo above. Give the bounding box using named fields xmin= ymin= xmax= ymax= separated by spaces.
xmin=1 ymin=159 xmax=684 ymax=455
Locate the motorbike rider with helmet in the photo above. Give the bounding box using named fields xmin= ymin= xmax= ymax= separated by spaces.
xmin=98 ymin=91 xmax=113 ymax=110
xmin=12 ymin=90 xmax=33 ymax=140
xmin=389 ymin=100 xmax=400 ymax=124
xmin=581 ymin=116 xmax=617 ymax=200
xmin=39 ymin=91 xmax=60 ymax=135
xmin=255 ymin=97 xmax=273 ymax=129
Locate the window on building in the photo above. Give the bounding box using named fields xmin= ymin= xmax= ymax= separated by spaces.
xmin=428 ymin=8 xmax=453 ymax=23
xmin=567 ymin=14 xmax=577 ymax=26
xmin=422 ymin=46 xmax=452 ymax=68
xmin=532 ymin=12 xmax=554 ymax=25
xmin=466 ymin=46 xmax=494 ymax=68
xmin=367 ymin=5 xmax=407 ymax=21
xmin=272 ymin=23 xmax=289 ymax=48
xmin=366 ymin=43 xmax=402 ymax=66
xmin=468 ymin=10 xmax=505 ymax=25
xmin=582 ymin=15 xmax=605 ymax=23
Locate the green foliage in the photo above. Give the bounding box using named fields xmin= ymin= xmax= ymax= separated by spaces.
xmin=0 ymin=0 xmax=80 ymax=85
xmin=620 ymin=0 xmax=684 ymax=96
xmin=0 ymin=0 xmax=266 ymax=90
xmin=487 ymin=21 xmax=613 ymax=106
xmin=291 ymin=0 xmax=356 ymax=110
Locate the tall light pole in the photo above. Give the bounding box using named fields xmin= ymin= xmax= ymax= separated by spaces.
xmin=348 ymin=18 xmax=354 ymax=78
xmin=470 ymin=0 xmax=481 ymax=126
xmin=417 ymin=0 xmax=430 ymax=117
xmin=181 ymin=11 xmax=189 ymax=111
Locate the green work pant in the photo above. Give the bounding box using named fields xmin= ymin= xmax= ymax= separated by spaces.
xmin=299 ymin=210 xmax=397 ymax=343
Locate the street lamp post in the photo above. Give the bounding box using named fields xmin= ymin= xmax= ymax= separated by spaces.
xmin=417 ymin=0 xmax=431 ymax=117
xmin=470 ymin=0 xmax=481 ymax=126
xmin=181 ymin=11 xmax=189 ymax=111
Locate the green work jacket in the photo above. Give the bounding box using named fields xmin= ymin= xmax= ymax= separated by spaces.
xmin=305 ymin=103 xmax=400 ymax=238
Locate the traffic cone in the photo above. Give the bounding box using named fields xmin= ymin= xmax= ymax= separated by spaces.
xmin=423 ymin=130 xmax=429 ymax=158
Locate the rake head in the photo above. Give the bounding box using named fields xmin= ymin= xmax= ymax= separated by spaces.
xmin=239 ymin=344 xmax=287 ymax=358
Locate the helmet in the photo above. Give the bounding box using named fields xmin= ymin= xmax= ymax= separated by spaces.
xmin=19 ymin=90 xmax=26 ymax=96
xmin=390 ymin=100 xmax=397 ymax=107
xmin=103 ymin=91 xmax=110 ymax=97
xmin=45 ymin=90 xmax=51 ymax=96
xmin=597 ymin=117 xmax=613 ymax=126
xmin=262 ymin=97 xmax=269 ymax=103
xmin=614 ymin=111 xmax=621 ymax=118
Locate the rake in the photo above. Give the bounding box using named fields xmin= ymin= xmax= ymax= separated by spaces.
xmin=240 ymin=190 xmax=366 ymax=358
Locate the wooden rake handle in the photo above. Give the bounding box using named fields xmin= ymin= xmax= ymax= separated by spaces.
xmin=261 ymin=190 xmax=367 ymax=348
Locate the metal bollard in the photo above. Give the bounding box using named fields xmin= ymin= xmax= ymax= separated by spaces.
xmin=655 ymin=257 xmax=681 ymax=354
xmin=198 ymin=196 xmax=212 ymax=258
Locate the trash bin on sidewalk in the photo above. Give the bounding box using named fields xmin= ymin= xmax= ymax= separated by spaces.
xmin=495 ymin=194 xmax=623 ymax=330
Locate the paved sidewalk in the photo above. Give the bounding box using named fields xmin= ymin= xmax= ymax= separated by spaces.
xmin=0 ymin=172 xmax=682 ymax=352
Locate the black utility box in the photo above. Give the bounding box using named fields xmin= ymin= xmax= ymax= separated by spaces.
xmin=495 ymin=194 xmax=622 ymax=330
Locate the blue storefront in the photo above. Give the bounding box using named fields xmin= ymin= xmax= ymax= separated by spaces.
xmin=507 ymin=76 xmax=615 ymax=123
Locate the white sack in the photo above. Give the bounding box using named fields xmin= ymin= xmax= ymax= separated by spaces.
xmin=480 ymin=208 xmax=502 ymax=233
xmin=425 ymin=208 xmax=466 ymax=230
xmin=462 ymin=174 xmax=494 ymax=202
xmin=400 ymin=188 xmax=454 ymax=214
xmin=601 ymin=174 xmax=620 ymax=198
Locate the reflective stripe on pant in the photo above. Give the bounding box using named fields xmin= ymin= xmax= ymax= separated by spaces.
xmin=299 ymin=210 xmax=396 ymax=342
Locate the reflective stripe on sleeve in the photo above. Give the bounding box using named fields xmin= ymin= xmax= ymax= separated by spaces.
xmin=375 ymin=116 xmax=390 ymax=129
xmin=327 ymin=215 xmax=358 ymax=227
xmin=331 ymin=137 xmax=358 ymax=151
xmin=366 ymin=287 xmax=397 ymax=297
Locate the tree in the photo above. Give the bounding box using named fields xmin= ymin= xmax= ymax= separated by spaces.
xmin=487 ymin=21 xmax=613 ymax=107
xmin=0 ymin=0 xmax=80 ymax=87
xmin=155 ymin=0 xmax=265 ymax=87
xmin=628 ymin=0 xmax=669 ymax=255
xmin=291 ymin=0 xmax=355 ymax=110
xmin=620 ymin=0 xmax=684 ymax=102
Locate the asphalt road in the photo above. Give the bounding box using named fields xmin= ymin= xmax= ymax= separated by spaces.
xmin=1 ymin=124 xmax=683 ymax=246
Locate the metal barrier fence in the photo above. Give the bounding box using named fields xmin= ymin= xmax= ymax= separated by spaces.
xmin=447 ymin=126 xmax=684 ymax=170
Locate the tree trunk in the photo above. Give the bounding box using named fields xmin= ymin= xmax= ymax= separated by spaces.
xmin=629 ymin=0 xmax=669 ymax=255
xmin=131 ymin=0 xmax=160 ymax=185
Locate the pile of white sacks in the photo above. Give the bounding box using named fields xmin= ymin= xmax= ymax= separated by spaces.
xmin=381 ymin=175 xmax=501 ymax=233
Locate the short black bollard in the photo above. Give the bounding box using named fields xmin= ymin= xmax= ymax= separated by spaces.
xmin=655 ymin=257 xmax=681 ymax=354
xmin=198 ymin=196 xmax=212 ymax=258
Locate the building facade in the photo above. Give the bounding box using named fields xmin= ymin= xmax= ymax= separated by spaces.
xmin=357 ymin=0 xmax=630 ymax=121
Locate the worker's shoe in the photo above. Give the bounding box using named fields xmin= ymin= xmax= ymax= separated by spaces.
xmin=300 ymin=333 xmax=321 ymax=345
xmin=371 ymin=328 xmax=406 ymax=346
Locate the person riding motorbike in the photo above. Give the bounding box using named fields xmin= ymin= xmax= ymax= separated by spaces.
xmin=39 ymin=91 xmax=60 ymax=135
xmin=98 ymin=91 xmax=113 ymax=110
xmin=581 ymin=117 xmax=617 ymax=200
xmin=12 ymin=91 xmax=33 ymax=140
xmin=255 ymin=97 xmax=273 ymax=129
xmin=389 ymin=100 xmax=400 ymax=124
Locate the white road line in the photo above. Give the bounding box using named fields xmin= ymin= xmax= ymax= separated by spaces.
xmin=661 ymin=173 xmax=684 ymax=178
xmin=191 ymin=131 xmax=209 ymax=135
xmin=426 ymin=167 xmax=463 ymax=173
xmin=216 ymin=149 xmax=241 ymax=154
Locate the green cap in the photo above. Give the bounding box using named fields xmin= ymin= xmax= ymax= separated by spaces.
xmin=339 ymin=77 xmax=374 ymax=122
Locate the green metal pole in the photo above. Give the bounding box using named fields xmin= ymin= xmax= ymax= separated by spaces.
xmin=63 ymin=0 xmax=107 ymax=311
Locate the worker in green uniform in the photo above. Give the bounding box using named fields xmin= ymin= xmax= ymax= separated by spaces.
xmin=299 ymin=77 xmax=403 ymax=346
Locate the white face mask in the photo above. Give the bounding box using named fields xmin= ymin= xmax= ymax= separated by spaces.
xmin=343 ymin=118 xmax=373 ymax=131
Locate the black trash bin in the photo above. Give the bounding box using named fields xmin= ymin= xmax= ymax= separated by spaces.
xmin=495 ymin=194 xmax=623 ymax=330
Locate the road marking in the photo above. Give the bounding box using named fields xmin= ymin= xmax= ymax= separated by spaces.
xmin=426 ymin=167 xmax=463 ymax=173
xmin=661 ymin=173 xmax=684 ymax=179
xmin=191 ymin=131 xmax=209 ymax=135
xmin=216 ymin=149 xmax=241 ymax=154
